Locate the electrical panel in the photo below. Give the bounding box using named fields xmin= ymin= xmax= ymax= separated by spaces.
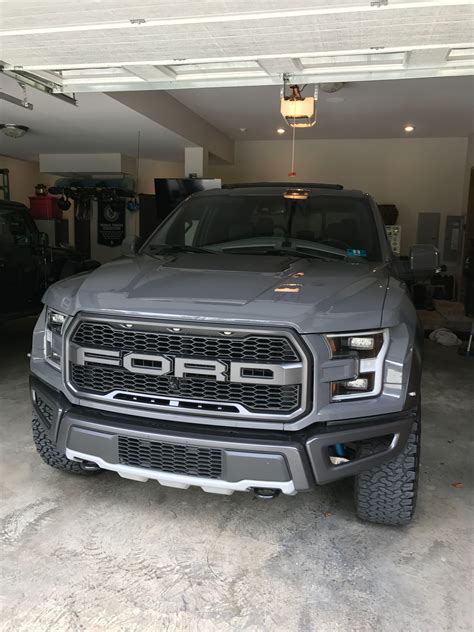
xmin=386 ymin=225 xmax=401 ymax=255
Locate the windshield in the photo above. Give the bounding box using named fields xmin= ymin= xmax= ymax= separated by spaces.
xmin=144 ymin=193 xmax=382 ymax=262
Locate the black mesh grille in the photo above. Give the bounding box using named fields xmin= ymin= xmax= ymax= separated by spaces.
xmin=118 ymin=436 xmax=223 ymax=479
xmin=71 ymin=321 xmax=299 ymax=363
xmin=71 ymin=364 xmax=300 ymax=413
xmin=35 ymin=395 xmax=54 ymax=428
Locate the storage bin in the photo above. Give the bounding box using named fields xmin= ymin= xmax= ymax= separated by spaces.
xmin=29 ymin=196 xmax=62 ymax=220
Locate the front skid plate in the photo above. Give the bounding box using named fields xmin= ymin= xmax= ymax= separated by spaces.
xmin=66 ymin=448 xmax=297 ymax=496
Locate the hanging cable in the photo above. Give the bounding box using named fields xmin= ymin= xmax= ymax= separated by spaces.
xmin=134 ymin=130 xmax=141 ymax=235
xmin=289 ymin=102 xmax=296 ymax=177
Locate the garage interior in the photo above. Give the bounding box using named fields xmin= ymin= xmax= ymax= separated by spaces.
xmin=1 ymin=1 xmax=474 ymax=630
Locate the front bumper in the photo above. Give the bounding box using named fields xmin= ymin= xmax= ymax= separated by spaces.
xmin=31 ymin=375 xmax=415 ymax=495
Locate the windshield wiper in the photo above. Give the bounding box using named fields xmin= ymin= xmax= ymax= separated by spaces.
xmin=147 ymin=243 xmax=215 ymax=255
xmin=221 ymin=246 xmax=338 ymax=261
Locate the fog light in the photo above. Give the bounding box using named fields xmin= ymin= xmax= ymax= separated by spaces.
xmin=344 ymin=377 xmax=369 ymax=391
xmin=348 ymin=337 xmax=374 ymax=350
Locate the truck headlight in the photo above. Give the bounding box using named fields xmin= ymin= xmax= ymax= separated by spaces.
xmin=45 ymin=308 xmax=67 ymax=369
xmin=325 ymin=330 xmax=388 ymax=400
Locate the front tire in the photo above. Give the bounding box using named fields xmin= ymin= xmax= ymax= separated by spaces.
xmin=354 ymin=416 xmax=420 ymax=526
xmin=32 ymin=417 xmax=102 ymax=476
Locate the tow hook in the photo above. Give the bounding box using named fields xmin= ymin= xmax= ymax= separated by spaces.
xmin=253 ymin=488 xmax=280 ymax=500
xmin=80 ymin=460 xmax=101 ymax=472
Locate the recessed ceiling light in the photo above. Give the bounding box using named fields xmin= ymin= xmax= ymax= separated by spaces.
xmin=276 ymin=127 xmax=286 ymax=135
xmin=404 ymin=124 xmax=415 ymax=133
xmin=239 ymin=127 xmax=247 ymax=133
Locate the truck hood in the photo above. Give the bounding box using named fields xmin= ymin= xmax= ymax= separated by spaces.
xmin=44 ymin=253 xmax=390 ymax=333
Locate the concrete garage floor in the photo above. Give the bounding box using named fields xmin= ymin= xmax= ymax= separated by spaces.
xmin=1 ymin=318 xmax=473 ymax=631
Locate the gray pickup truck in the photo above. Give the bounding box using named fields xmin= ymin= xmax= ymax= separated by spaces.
xmin=30 ymin=183 xmax=438 ymax=525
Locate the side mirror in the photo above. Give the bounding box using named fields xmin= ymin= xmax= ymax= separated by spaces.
xmin=410 ymin=244 xmax=439 ymax=272
xmin=121 ymin=235 xmax=142 ymax=257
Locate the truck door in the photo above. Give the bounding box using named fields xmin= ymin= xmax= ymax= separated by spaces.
xmin=0 ymin=207 xmax=40 ymax=313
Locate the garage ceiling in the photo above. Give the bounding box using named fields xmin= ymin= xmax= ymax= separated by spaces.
xmin=1 ymin=0 xmax=473 ymax=93
xmin=170 ymin=76 xmax=474 ymax=139
xmin=0 ymin=75 xmax=190 ymax=162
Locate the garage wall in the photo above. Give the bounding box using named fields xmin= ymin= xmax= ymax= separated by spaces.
xmin=208 ymin=137 xmax=468 ymax=256
xmin=462 ymin=134 xmax=474 ymax=211
xmin=0 ymin=155 xmax=56 ymax=205
xmin=136 ymin=158 xmax=184 ymax=194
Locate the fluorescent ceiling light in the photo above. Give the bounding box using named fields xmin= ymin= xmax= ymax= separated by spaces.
xmin=0 ymin=1 xmax=469 ymax=37
xmin=301 ymin=52 xmax=407 ymax=67
xmin=62 ymin=76 xmax=144 ymax=85
xmin=300 ymin=63 xmax=407 ymax=74
xmin=175 ymin=71 xmax=266 ymax=81
xmin=447 ymin=47 xmax=474 ymax=60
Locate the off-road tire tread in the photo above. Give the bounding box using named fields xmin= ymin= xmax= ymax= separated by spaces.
xmin=355 ymin=420 xmax=420 ymax=526
xmin=32 ymin=417 xmax=101 ymax=475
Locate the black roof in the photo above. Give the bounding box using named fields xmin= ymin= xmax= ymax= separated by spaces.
xmin=223 ymin=182 xmax=343 ymax=190
xmin=0 ymin=199 xmax=28 ymax=211
xmin=196 ymin=184 xmax=366 ymax=198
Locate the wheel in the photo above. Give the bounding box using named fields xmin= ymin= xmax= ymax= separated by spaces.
xmin=32 ymin=417 xmax=102 ymax=476
xmin=354 ymin=416 xmax=420 ymax=526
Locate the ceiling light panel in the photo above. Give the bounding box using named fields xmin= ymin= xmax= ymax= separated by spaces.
xmin=300 ymin=52 xmax=408 ymax=67
xmin=168 ymin=61 xmax=262 ymax=75
xmin=448 ymin=47 xmax=474 ymax=60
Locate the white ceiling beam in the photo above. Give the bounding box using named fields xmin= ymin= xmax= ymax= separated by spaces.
xmin=1 ymin=1 xmax=470 ymax=37
xmin=257 ymin=59 xmax=302 ymax=75
xmin=406 ymin=48 xmax=451 ymax=66
xmin=123 ymin=65 xmax=177 ymax=81
xmin=13 ymin=44 xmax=474 ymax=72
xmin=64 ymin=66 xmax=474 ymax=94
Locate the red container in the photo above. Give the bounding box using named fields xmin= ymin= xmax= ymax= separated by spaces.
xmin=29 ymin=196 xmax=62 ymax=220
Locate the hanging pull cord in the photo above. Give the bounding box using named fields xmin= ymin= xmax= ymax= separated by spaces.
xmin=289 ymin=102 xmax=296 ymax=176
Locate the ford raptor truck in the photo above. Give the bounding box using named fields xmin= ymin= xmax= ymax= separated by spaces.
xmin=29 ymin=183 xmax=438 ymax=525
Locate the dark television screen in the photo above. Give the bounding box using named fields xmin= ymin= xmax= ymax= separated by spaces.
xmin=154 ymin=178 xmax=221 ymax=224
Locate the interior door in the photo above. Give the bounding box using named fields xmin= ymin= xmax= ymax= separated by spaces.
xmin=417 ymin=212 xmax=440 ymax=247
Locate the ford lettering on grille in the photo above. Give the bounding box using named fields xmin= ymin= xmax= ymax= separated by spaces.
xmin=72 ymin=347 xmax=303 ymax=385
xmin=67 ymin=320 xmax=308 ymax=419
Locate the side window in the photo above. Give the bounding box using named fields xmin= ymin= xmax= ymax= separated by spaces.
xmin=0 ymin=211 xmax=31 ymax=247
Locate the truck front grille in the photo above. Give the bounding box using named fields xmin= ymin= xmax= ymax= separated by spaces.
xmin=71 ymin=365 xmax=300 ymax=412
xmin=67 ymin=318 xmax=307 ymax=420
xmin=118 ymin=436 xmax=223 ymax=479
xmin=72 ymin=321 xmax=299 ymax=363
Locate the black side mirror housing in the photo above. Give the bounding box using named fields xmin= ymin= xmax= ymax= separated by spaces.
xmin=410 ymin=244 xmax=439 ymax=273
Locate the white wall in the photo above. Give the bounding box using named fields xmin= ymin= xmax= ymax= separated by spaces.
xmin=208 ymin=137 xmax=468 ymax=256
xmin=0 ymin=155 xmax=56 ymax=204
xmin=136 ymin=158 xmax=184 ymax=194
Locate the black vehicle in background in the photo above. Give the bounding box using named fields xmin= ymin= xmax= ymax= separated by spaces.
xmin=0 ymin=200 xmax=99 ymax=321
